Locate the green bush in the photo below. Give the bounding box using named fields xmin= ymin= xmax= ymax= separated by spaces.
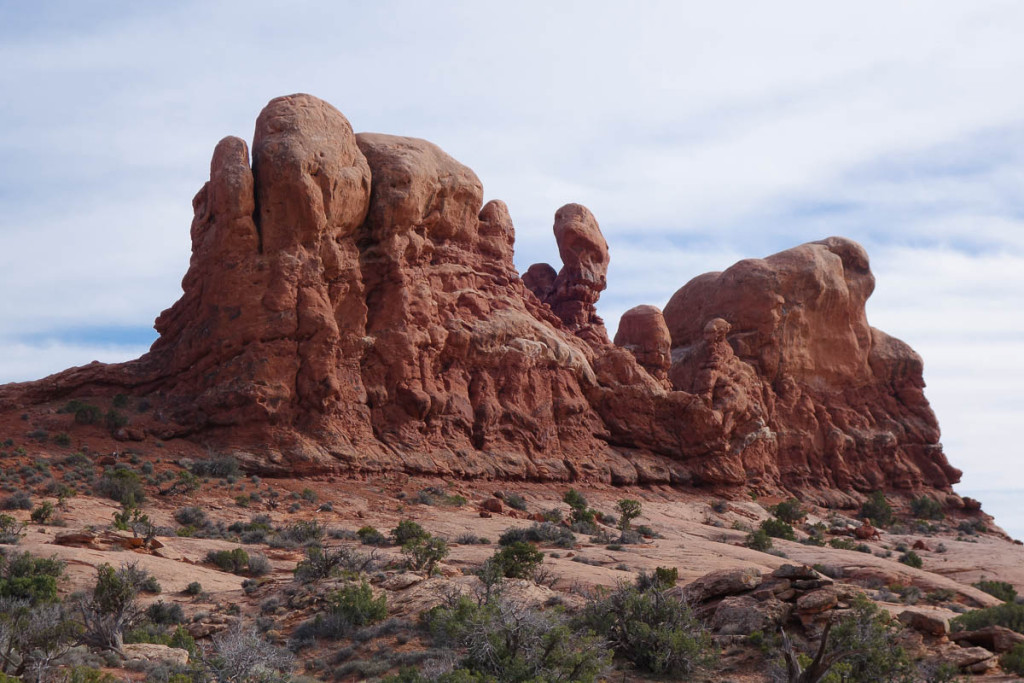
xmin=206 ymin=548 xmax=251 ymax=574
xmin=0 ymin=550 xmax=65 ymax=603
xmin=504 ymin=493 xmax=528 ymax=511
xmin=760 ymin=517 xmax=796 ymax=540
xmin=403 ymin=535 xmax=449 ymax=574
xmin=184 ymin=581 xmax=203 ymax=596
xmin=293 ymin=580 xmax=387 ymax=643
xmin=898 ymin=551 xmax=923 ymax=569
xmin=1001 ymin=643 xmax=1024 ymax=675
xmin=72 ymin=402 xmax=102 ymax=425
xmin=744 ymin=529 xmax=773 ymax=552
xmin=951 ymin=601 xmax=1024 ymax=634
xmin=576 ymin=581 xmax=714 ymax=675
xmin=30 ymin=501 xmax=56 ymax=524
xmin=859 ymin=491 xmax=894 ymax=527
xmin=787 ymin=593 xmax=913 ymax=682
xmin=173 ymin=506 xmax=207 ymax=527
xmin=424 ymin=595 xmax=610 ymax=681
xmin=356 ymin=525 xmax=388 ymax=546
xmin=489 ymin=542 xmax=544 ymax=579
xmin=909 ymin=495 xmax=945 ymax=521
xmin=974 ymin=580 xmax=1017 ymax=603
xmin=0 ymin=514 xmax=24 ymax=544
xmin=391 ymin=520 xmax=429 ymax=546
xmin=96 ymin=468 xmax=146 ymax=506
xmin=616 ymin=499 xmax=642 ymax=534
xmin=564 ymin=488 xmax=597 ymax=528
xmin=769 ymin=498 xmax=805 ymax=524
xmin=635 ymin=566 xmax=679 ymax=591
xmin=499 ymin=522 xmax=576 ymax=549
xmin=187 ymin=456 xmax=240 ymax=479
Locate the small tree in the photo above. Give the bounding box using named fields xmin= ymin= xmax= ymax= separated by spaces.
xmin=0 ymin=598 xmax=79 ymax=681
xmin=616 ymin=499 xmax=642 ymax=536
xmin=403 ymin=535 xmax=449 ymax=574
xmin=769 ymin=498 xmax=806 ymax=524
xmin=75 ymin=562 xmax=147 ymax=651
xmin=778 ymin=594 xmax=913 ymax=682
xmin=563 ymin=489 xmax=597 ymax=529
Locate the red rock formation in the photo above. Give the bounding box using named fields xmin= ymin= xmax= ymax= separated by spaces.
xmin=0 ymin=93 xmax=961 ymax=500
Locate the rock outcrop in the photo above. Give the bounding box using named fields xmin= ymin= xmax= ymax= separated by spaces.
xmin=0 ymin=93 xmax=961 ymax=499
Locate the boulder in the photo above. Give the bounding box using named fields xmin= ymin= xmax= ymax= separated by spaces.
xmin=950 ymin=625 xmax=1024 ymax=653
xmin=897 ymin=609 xmax=949 ymax=637
xmin=711 ymin=594 xmax=791 ymax=635
xmin=682 ymin=567 xmax=762 ymax=604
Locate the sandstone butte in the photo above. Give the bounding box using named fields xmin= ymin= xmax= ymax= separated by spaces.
xmin=0 ymin=94 xmax=964 ymax=507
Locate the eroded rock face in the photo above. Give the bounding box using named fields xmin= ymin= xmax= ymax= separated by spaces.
xmin=664 ymin=237 xmax=961 ymax=494
xmin=0 ymin=93 xmax=961 ymax=498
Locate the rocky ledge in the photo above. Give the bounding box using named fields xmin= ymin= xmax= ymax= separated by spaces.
xmin=0 ymin=94 xmax=961 ymax=504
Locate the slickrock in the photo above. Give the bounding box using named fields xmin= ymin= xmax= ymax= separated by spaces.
xmin=0 ymin=93 xmax=962 ymax=502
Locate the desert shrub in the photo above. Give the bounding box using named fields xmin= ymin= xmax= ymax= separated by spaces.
xmin=909 ymin=495 xmax=945 ymax=521
xmin=28 ymin=500 xmax=54 ymax=524
xmin=173 ymin=506 xmax=207 ymax=527
xmin=488 ymin=542 xmax=545 ymax=579
xmin=829 ymin=537 xmax=857 ymax=550
xmin=247 ymin=552 xmax=271 ymax=577
xmin=293 ymin=581 xmax=387 ymax=644
xmin=576 ymin=581 xmax=714 ymax=675
xmin=974 ymin=580 xmax=1017 ymax=603
xmin=145 ymin=601 xmax=185 ymax=625
xmin=0 ymin=550 xmax=64 ymax=603
xmin=186 ymin=455 xmax=240 ymax=479
xmin=140 ymin=575 xmax=161 ymax=594
xmin=300 ymin=488 xmax=318 ymax=503
xmin=294 ymin=544 xmax=375 ymax=583
xmin=206 ymin=548 xmax=251 ymax=574
xmin=104 ymin=410 xmax=128 ymax=432
xmin=744 ymin=529 xmax=773 ymax=552
xmin=1002 ymin=643 xmax=1024 ymax=675
xmin=423 ymin=595 xmax=611 ymax=681
xmin=541 ymin=508 xmax=564 ymax=523
xmin=53 ymin=432 xmax=73 ymax=447
xmin=271 ymin=519 xmax=325 ymax=547
xmin=951 ymin=601 xmax=1024 ymax=633
xmin=71 ymin=402 xmax=102 ymax=425
xmin=391 ymin=520 xmax=429 ymax=546
xmin=635 ymin=566 xmax=679 ymax=591
xmin=898 ymin=551 xmax=923 ymax=569
xmin=563 ymin=489 xmax=597 ymax=527
xmin=760 ymin=517 xmax=796 ymax=540
xmin=184 ymin=581 xmax=202 ymax=596
xmin=769 ymin=498 xmax=805 ymax=524
xmin=0 ymin=596 xmax=79 ymax=680
xmin=356 ymin=525 xmax=389 ymax=546
xmin=0 ymin=515 xmax=24 ymax=545
xmin=499 ymin=522 xmax=576 ymax=549
xmin=207 ymin=623 xmax=293 ymax=683
xmin=403 ymin=535 xmax=449 ymax=574
xmin=455 ymin=533 xmax=490 ymax=545
xmin=0 ymin=492 xmax=32 ymax=511
xmin=859 ymin=491 xmax=894 ymax=527
xmin=95 ymin=468 xmax=146 ymax=506
xmin=504 ymin=492 xmax=528 ymax=511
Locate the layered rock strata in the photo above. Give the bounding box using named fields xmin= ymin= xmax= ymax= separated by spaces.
xmin=0 ymin=94 xmax=961 ymax=499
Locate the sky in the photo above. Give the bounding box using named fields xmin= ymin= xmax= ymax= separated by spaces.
xmin=1 ymin=1 xmax=1023 ymax=533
